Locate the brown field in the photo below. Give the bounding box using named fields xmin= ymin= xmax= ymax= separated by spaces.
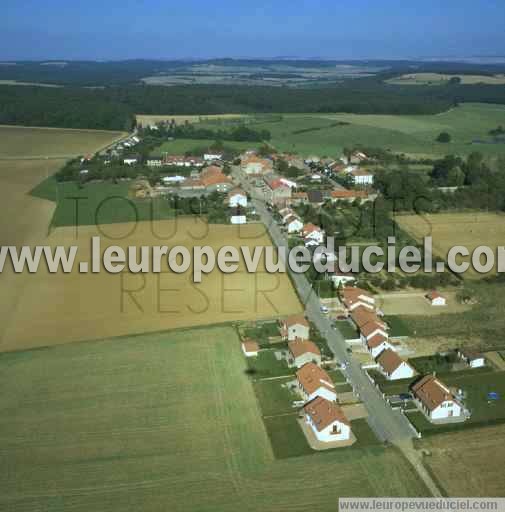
xmin=136 ymin=113 xmax=245 ymax=126
xmin=388 ymin=72 xmax=505 ymax=86
xmin=418 ymin=424 xmax=505 ymax=496
xmin=0 ymin=219 xmax=302 ymax=352
xmin=396 ymin=212 xmax=505 ymax=279
xmin=375 ymin=291 xmax=470 ymax=316
xmin=0 ymin=125 xmax=126 ymax=158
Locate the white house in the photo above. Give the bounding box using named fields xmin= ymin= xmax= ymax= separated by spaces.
xmin=457 ymin=349 xmax=486 ymax=369
xmin=328 ymin=272 xmax=356 ymax=288
xmin=162 ymin=175 xmax=186 ymax=184
xmin=305 ymin=239 xmax=320 ymax=249
xmin=341 ymin=287 xmax=375 ymax=312
xmin=279 ymin=314 xmax=310 ymax=341
xmin=204 ymin=153 xmax=223 ymax=161
xmin=123 ymin=157 xmax=139 ymax=165
xmin=303 ymin=396 xmax=351 ymax=443
xmin=285 ymin=215 xmax=303 ymax=234
xmin=412 ymin=375 xmax=465 ymax=422
xmin=376 ymin=349 xmax=415 ymax=381
xmin=296 ymin=363 xmax=337 ymax=403
xmin=426 ymin=291 xmax=447 ymax=306
xmin=302 ymin=223 xmax=325 ymax=245
xmin=288 ymin=340 xmax=321 ymax=368
xmin=349 ymin=169 xmax=374 ymax=186
xmin=231 ymin=215 xmax=247 ymax=225
xmin=280 ymin=177 xmax=297 ymax=189
xmin=366 ymin=333 xmax=394 ymax=359
xmin=241 ymin=339 xmax=259 ymax=357
xmin=227 ymin=188 xmax=248 ymax=208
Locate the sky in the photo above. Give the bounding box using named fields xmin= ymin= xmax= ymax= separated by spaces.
xmin=1 ymin=0 xmax=505 ymax=61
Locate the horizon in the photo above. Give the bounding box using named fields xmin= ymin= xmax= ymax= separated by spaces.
xmin=2 ymin=0 xmax=505 ymax=61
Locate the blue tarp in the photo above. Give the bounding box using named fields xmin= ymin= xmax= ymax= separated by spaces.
xmin=487 ymin=392 xmax=500 ymax=400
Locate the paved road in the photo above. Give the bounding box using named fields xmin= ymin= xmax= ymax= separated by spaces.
xmin=233 ymin=167 xmax=416 ymax=443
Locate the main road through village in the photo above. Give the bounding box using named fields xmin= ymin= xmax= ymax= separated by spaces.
xmin=233 ymin=167 xmax=442 ymax=496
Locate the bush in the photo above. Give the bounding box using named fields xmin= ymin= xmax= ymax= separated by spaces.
xmin=436 ymin=132 xmax=451 ymax=143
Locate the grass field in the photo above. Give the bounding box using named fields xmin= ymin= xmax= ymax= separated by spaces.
xmin=0 ymin=326 xmax=429 ymax=510
xmin=0 ymin=218 xmax=302 ymax=351
xmin=396 ymin=212 xmax=505 ymax=279
xmin=416 ymin=423 xmax=505 ymax=497
xmin=150 ymin=138 xmax=255 ymax=156
xmin=387 ymin=73 xmax=505 ymax=86
xmin=0 ymin=125 xmax=125 ymax=158
xmin=136 ymin=113 xmax=246 ymax=126
xmin=239 ymin=103 xmax=505 ymax=158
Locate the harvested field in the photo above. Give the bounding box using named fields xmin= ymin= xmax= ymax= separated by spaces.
xmin=0 ymin=125 xmax=125 ymax=158
xmin=396 ymin=212 xmax=505 ymax=279
xmin=417 ymin=424 xmax=505 ymax=497
xmin=388 ymin=73 xmax=505 ymax=86
xmin=136 ymin=113 xmax=245 ymax=126
xmin=0 ymin=219 xmax=302 ymax=351
xmin=0 ymin=326 xmax=429 ymax=511
xmin=376 ymin=291 xmax=470 ymax=316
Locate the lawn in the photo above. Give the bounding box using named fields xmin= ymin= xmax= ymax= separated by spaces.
xmin=251 ymin=103 xmax=505 ymax=158
xmin=247 ymin=349 xmax=295 ymax=379
xmin=335 ymin=319 xmax=360 ymax=340
xmin=0 ymin=326 xmax=429 ymax=509
xmin=252 ymin=377 xmax=298 ymax=416
xmin=385 ymin=315 xmax=413 ymax=337
xmin=150 ymin=138 xmax=255 ymax=156
xmin=0 ymin=125 xmax=125 ymax=158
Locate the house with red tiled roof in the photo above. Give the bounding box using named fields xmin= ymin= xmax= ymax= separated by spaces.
xmin=279 ymin=314 xmax=310 ymax=341
xmin=227 ymin=188 xmax=248 ymax=207
xmin=411 ymin=375 xmax=465 ymax=421
xmin=241 ymin=339 xmax=260 ymax=357
xmin=287 ymin=340 xmax=321 ymax=368
xmin=302 ymin=223 xmax=325 ymax=244
xmin=284 ymin=214 xmax=303 ymax=234
xmin=199 ymin=165 xmax=232 ymax=192
xmin=264 ymin=176 xmax=292 ymax=207
xmin=376 ymin=349 xmax=415 ymax=381
xmin=296 ymin=363 xmax=337 ymax=403
xmin=303 ymin=396 xmax=351 ymax=442
xmin=330 ymin=189 xmax=369 ymax=203
xmin=366 ymin=333 xmax=394 ymax=359
xmin=341 ymin=287 xmax=375 ymax=312
xmin=241 ymin=155 xmax=273 ymax=176
xmin=426 ymin=290 xmax=447 ymax=306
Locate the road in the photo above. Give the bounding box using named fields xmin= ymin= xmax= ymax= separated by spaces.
xmin=233 ymin=166 xmax=416 ymax=444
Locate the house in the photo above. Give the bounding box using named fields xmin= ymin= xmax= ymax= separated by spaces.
xmin=302 ymin=223 xmax=325 ymax=244
xmin=296 ymin=363 xmax=337 ymax=403
xmin=204 ymin=153 xmax=223 ymax=162
xmin=305 ymin=239 xmax=320 ymax=249
xmin=303 ymin=396 xmax=351 ymax=443
xmin=162 ymin=175 xmax=186 ymax=184
xmin=242 ymin=155 xmax=273 ymax=176
xmin=146 ymin=158 xmax=163 ymax=167
xmin=411 ymin=375 xmax=464 ymax=421
xmin=227 ymin=188 xmax=248 ymax=207
xmin=348 ymin=151 xmax=369 ymax=165
xmin=426 ymin=291 xmax=447 ymax=306
xmin=231 ymin=215 xmax=247 ymax=225
xmin=366 ymin=334 xmax=394 ymax=359
xmin=284 ymin=215 xmax=303 ymax=234
xmin=341 ymin=287 xmax=375 ymax=312
xmin=288 ymin=340 xmax=322 ymax=368
xmin=279 ymin=314 xmax=310 ymax=341
xmin=264 ymin=176 xmax=292 ymax=207
xmin=123 ymin=156 xmax=139 ymax=165
xmin=306 ymin=190 xmax=327 ymax=206
xmin=242 ymin=339 xmax=259 ymax=357
xmin=291 ymin=191 xmax=308 ymax=205
xmin=330 ymin=189 xmax=369 ymax=203
xmin=327 ymin=272 xmax=356 ymax=288
xmin=457 ymin=349 xmax=486 ymax=369
xmin=376 ymin=349 xmax=415 ymax=380
xmin=348 ymin=168 xmax=374 ymax=186
xmin=199 ymin=165 xmax=232 ymax=192
xmin=279 ymin=177 xmax=297 ymax=189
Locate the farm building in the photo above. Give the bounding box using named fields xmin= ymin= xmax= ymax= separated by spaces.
xmin=279 ymin=314 xmax=310 ymax=341
xmin=457 ymin=349 xmax=486 ymax=368
xmin=303 ymin=396 xmax=351 ymax=443
xmin=411 ymin=375 xmax=465 ymax=422
xmin=241 ymin=339 xmax=260 ymax=357
xmin=296 ymin=363 xmax=337 ymax=403
xmin=348 ymin=168 xmax=374 ymax=186
xmin=287 ymin=340 xmax=322 ymax=368
xmin=426 ymin=291 xmax=447 ymax=306
xmin=376 ymin=349 xmax=415 ymax=380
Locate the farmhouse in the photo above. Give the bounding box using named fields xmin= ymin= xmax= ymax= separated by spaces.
xmin=348 ymin=168 xmax=374 ymax=186
xmin=264 ymin=176 xmax=292 ymax=207
xmin=303 ymin=396 xmax=351 ymax=443
xmin=302 ymin=223 xmax=325 ymax=244
xmin=200 ymin=165 xmax=232 ymax=192
xmin=242 ymin=155 xmax=273 ymax=176
xmin=280 ymin=314 xmax=310 ymax=341
xmin=242 ymin=339 xmax=259 ymax=357
xmin=426 ymin=291 xmax=447 ymax=306
xmin=288 ymin=340 xmax=322 ymax=368
xmin=284 ymin=215 xmax=303 ymax=234
xmin=411 ymin=375 xmax=465 ymax=422
xmin=376 ymin=349 xmax=415 ymax=380
xmin=341 ymin=287 xmax=375 ymax=312
xmin=291 ymin=191 xmax=309 ymax=205
xmin=457 ymin=349 xmax=486 ymax=369
xmin=227 ymin=188 xmax=248 ymax=207
xmin=296 ymin=363 xmax=337 ymax=403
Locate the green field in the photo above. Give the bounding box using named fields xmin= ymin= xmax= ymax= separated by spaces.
xmin=0 ymin=325 xmax=429 ymax=510
xmin=247 ymin=103 xmax=505 ymax=158
xmin=30 ymin=178 xmax=175 ymax=227
xmin=150 ymin=138 xmax=256 ymax=156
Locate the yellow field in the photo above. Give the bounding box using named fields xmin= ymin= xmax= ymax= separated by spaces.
xmin=388 ymin=72 xmax=505 ymax=86
xmin=136 ymin=113 xmax=245 ymax=126
xmin=396 ymin=212 xmax=505 ymax=278
xmin=418 ymin=424 xmax=505 ymax=496
xmin=0 ymin=125 xmax=126 ymax=158
xmin=0 ymin=219 xmax=302 ymax=351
